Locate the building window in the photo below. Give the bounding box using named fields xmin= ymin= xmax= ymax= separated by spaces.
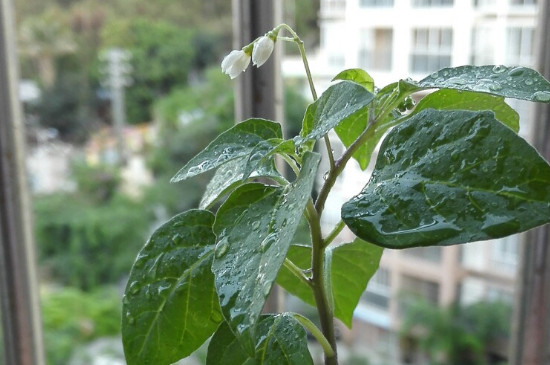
xmin=412 ymin=0 xmax=453 ymax=6
xmin=362 ymin=268 xmax=391 ymax=309
xmin=506 ymin=27 xmax=535 ymax=66
xmin=358 ymin=28 xmax=393 ymax=71
xmin=403 ymin=246 xmax=442 ymax=262
xmin=510 ymin=0 xmax=537 ymax=5
xmin=360 ymin=0 xmax=394 ymax=6
xmin=399 ymin=275 xmax=440 ymax=314
xmin=471 ymin=26 xmax=495 ymax=65
xmin=410 ymin=28 xmax=453 ymax=74
xmin=491 ymin=236 xmax=519 ymax=268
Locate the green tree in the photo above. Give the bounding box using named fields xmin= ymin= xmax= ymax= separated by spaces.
xmin=401 ymin=299 xmax=512 ymax=365
xmin=100 ymin=18 xmax=197 ymax=123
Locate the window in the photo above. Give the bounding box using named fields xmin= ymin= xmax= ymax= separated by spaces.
xmin=412 ymin=0 xmax=453 ymax=6
xmin=510 ymin=0 xmax=537 ymax=5
xmin=410 ymin=28 xmax=453 ymax=73
xmin=362 ymin=268 xmax=391 ymax=309
xmin=506 ymin=27 xmax=535 ymax=66
xmin=360 ymin=0 xmax=394 ymax=6
xmin=491 ymin=236 xmax=519 ymax=268
xmin=403 ymin=246 xmax=442 ymax=262
xmin=358 ymin=28 xmax=393 ymax=71
xmin=401 ymin=275 xmax=440 ymax=305
xmin=471 ymin=26 xmax=495 ymax=65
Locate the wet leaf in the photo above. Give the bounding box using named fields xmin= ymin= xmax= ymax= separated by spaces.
xmin=418 ymin=65 xmax=550 ymax=102
xmin=277 ymin=240 xmax=383 ymax=327
xmin=299 ymin=81 xmax=374 ymax=142
xmin=171 ymin=118 xmax=282 ymax=182
xmin=411 ymin=89 xmax=520 ymax=133
xmin=206 ymin=314 xmax=313 ymax=365
xmin=211 ymin=152 xmax=320 ymax=350
xmin=200 ymin=156 xmax=282 ymax=210
xmin=242 ymin=139 xmax=296 ymax=180
xmin=122 ymin=210 xmax=221 ymax=365
xmin=333 ymin=68 xmax=375 ymax=92
xmin=342 ymin=109 xmax=550 ymax=248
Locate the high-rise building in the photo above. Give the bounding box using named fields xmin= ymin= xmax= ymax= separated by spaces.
xmin=283 ymin=1 xmax=539 ymax=363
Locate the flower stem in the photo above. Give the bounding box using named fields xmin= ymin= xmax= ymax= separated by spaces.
xmin=324 ymin=220 xmax=346 ymax=248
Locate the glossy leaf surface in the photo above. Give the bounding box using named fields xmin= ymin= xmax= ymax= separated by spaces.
xmin=333 ymin=68 xmax=375 ymax=92
xmin=171 ymin=118 xmax=282 ymax=182
xmin=411 ymin=89 xmax=520 ymax=133
xmin=122 ymin=210 xmax=221 ymax=365
xmin=342 ymin=109 xmax=550 ymax=248
xmin=200 ymin=155 xmax=282 ymax=209
xmin=418 ymin=65 xmax=550 ymax=102
xmin=211 ymin=152 xmax=320 ymax=348
xmin=206 ymin=314 xmax=314 ymax=365
xmin=299 ymin=81 xmax=374 ymax=142
xmin=277 ymin=240 xmax=383 ymax=327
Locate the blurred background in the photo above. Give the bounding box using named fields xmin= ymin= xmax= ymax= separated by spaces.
xmin=1 ymin=0 xmax=546 ymax=364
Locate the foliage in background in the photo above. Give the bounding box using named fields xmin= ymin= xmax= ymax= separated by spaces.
xmin=401 ymin=299 xmax=511 ymax=365
xmin=41 ymin=287 xmax=121 ymax=365
xmin=34 ymin=162 xmax=151 ymax=291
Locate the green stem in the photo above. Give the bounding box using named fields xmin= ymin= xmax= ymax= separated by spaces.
xmin=306 ymin=200 xmax=338 ymax=365
xmin=324 ymin=220 xmax=346 ymax=248
xmin=292 ymin=313 xmax=335 ymax=358
xmin=283 ymin=258 xmax=312 ymax=288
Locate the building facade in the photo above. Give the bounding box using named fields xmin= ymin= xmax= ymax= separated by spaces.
xmin=284 ymin=0 xmax=540 ymax=363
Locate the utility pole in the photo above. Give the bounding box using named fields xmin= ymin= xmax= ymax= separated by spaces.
xmin=0 ymin=0 xmax=45 ymax=364
xmin=510 ymin=1 xmax=550 ymax=364
xmin=101 ymin=48 xmax=132 ymax=165
xmin=232 ymin=0 xmax=283 ymax=312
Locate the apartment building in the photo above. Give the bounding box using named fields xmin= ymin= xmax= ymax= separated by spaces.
xmin=284 ymin=0 xmax=540 ymax=363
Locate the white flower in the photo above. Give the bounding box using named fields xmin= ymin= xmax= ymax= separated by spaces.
xmin=221 ymin=50 xmax=251 ymax=79
xmin=252 ymin=36 xmax=275 ymax=67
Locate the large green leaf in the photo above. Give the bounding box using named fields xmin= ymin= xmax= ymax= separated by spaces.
xmin=299 ymin=81 xmax=374 ymax=142
xmin=206 ymin=314 xmax=313 ymax=365
xmin=211 ymin=152 xmax=320 ymax=349
xmin=418 ymin=65 xmax=550 ymax=102
xmin=277 ymin=240 xmax=383 ymax=327
xmin=411 ymin=89 xmax=520 ymax=133
xmin=171 ymin=118 xmax=282 ymax=182
xmin=122 ymin=210 xmax=222 ymax=365
xmin=342 ymin=109 xmax=550 ymax=249
xmin=199 ymin=156 xmax=282 ymax=209
xmin=333 ymin=68 xmax=375 ymax=92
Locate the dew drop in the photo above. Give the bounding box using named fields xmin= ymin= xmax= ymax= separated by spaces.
xmin=128 ymin=281 xmax=140 ymax=296
xmin=171 ymin=234 xmax=182 ymax=246
xmin=525 ymin=78 xmax=534 ymax=86
xmin=122 ymin=295 xmax=130 ymax=305
xmin=489 ymin=83 xmax=502 ymax=92
xmin=508 ymin=67 xmax=526 ymax=77
xmin=492 ymin=65 xmax=506 ymax=74
xmin=533 ymin=91 xmax=550 ymax=102
xmin=215 ymin=238 xmax=230 ymax=258
xmin=251 ymin=221 xmax=261 ymax=230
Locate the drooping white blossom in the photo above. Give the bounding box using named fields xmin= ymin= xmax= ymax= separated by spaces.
xmin=221 ymin=50 xmax=251 ymax=79
xmin=252 ymin=36 xmax=275 ymax=67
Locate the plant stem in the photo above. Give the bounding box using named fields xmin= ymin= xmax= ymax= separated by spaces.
xmin=324 ymin=220 xmax=346 ymax=248
xmin=306 ymin=200 xmax=338 ymax=365
xmin=292 ymin=313 xmax=335 ymax=358
xmin=283 ymin=258 xmax=312 ymax=288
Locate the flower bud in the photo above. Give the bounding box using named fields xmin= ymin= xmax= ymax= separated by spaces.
xmin=252 ymin=36 xmax=275 ymax=67
xmin=221 ymin=50 xmax=251 ymax=79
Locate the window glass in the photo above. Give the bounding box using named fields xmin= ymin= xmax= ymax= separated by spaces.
xmin=411 ymin=27 xmax=453 ymax=73
xmin=360 ymin=0 xmax=394 ymax=6
xmin=362 ymin=268 xmax=391 ymax=309
xmin=358 ymin=28 xmax=393 ymax=70
xmin=506 ymin=27 xmax=535 ymax=66
xmin=412 ymin=0 xmax=454 ymax=7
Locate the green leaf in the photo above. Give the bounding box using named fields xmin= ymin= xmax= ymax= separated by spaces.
xmin=277 ymin=240 xmax=383 ymax=327
xmin=335 ymin=80 xmax=420 ymax=170
xmin=211 ymin=152 xmax=320 ymax=348
xmin=171 ymin=118 xmax=282 ymax=182
xmin=342 ymin=109 xmax=550 ymax=249
xmin=418 ymin=65 xmax=550 ymax=102
xmin=122 ymin=210 xmax=222 ymax=365
xmin=411 ymin=89 xmax=520 ymax=133
xmin=299 ymin=81 xmax=374 ymax=142
xmin=206 ymin=314 xmax=314 ymax=365
xmin=242 ymin=139 xmax=296 ymax=181
xmin=333 ymin=68 xmax=375 ymax=92
xmin=200 ymin=156 xmax=282 ymax=210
